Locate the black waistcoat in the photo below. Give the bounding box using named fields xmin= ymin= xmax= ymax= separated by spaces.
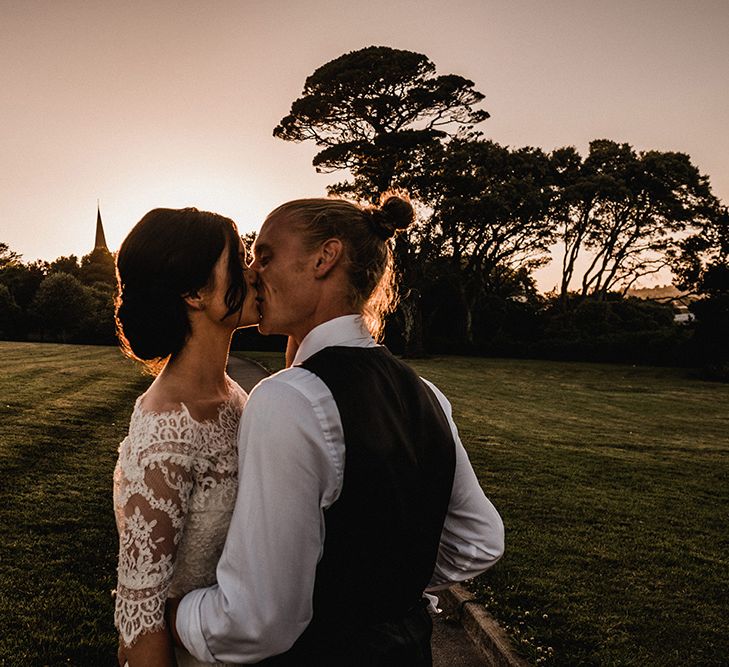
xmin=260 ymin=346 xmax=456 ymax=665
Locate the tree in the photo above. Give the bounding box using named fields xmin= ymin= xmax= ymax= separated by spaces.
xmin=0 ymin=242 xmax=22 ymax=269
xmin=412 ymin=139 xmax=555 ymax=345
xmin=48 ymin=254 xmax=81 ymax=278
xmin=79 ymin=247 xmax=116 ymax=287
xmin=0 ymin=258 xmax=47 ymax=310
xmin=0 ymin=283 xmax=21 ymax=338
xmin=81 ymin=281 xmax=117 ymax=343
xmin=670 ymin=206 xmax=729 ymax=297
xmin=671 ymin=206 xmax=729 ymax=378
xmin=274 ymin=46 xmax=488 ymax=199
xmin=551 ymin=140 xmax=719 ymax=303
xmin=274 ymin=46 xmax=489 ymax=355
xmin=30 ymin=273 xmax=93 ymax=342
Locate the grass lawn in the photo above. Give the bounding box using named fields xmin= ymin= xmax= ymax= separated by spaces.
xmin=405 ymin=356 xmax=729 ymax=666
xmin=2 ymin=343 xmax=727 ymax=664
xmin=0 ymin=342 xmax=149 ymax=664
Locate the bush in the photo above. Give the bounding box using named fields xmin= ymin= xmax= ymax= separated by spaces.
xmin=690 ymin=295 xmax=729 ymax=380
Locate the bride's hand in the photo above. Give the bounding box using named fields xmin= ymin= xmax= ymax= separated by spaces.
xmin=117 ymin=637 xmax=128 ymax=666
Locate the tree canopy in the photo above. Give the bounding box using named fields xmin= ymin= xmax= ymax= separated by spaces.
xmin=551 ymin=140 xmax=719 ymax=302
xmin=274 ymin=45 xmax=488 ymax=199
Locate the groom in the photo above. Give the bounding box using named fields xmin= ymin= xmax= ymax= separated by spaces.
xmin=171 ymin=198 xmax=504 ymax=665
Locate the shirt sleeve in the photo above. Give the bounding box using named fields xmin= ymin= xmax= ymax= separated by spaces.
xmin=175 ymin=377 xmax=339 ymax=664
xmin=114 ymin=432 xmax=195 ymax=647
xmin=422 ymin=379 xmax=505 ymax=589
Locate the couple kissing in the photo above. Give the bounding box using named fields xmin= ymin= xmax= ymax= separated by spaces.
xmin=113 ymin=194 xmax=505 ymax=666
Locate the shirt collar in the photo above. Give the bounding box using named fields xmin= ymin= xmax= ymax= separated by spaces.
xmin=293 ymin=315 xmax=376 ymax=365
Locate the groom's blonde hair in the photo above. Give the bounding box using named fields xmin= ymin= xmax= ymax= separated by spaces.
xmin=266 ymin=193 xmax=414 ymax=341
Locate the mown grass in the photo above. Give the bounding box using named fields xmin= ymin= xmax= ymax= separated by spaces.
xmin=2 ymin=345 xmax=727 ymax=664
xmin=408 ymin=357 xmax=729 ymax=666
xmin=0 ymin=342 xmax=149 ymax=665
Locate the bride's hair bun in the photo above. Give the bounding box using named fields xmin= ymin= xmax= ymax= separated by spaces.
xmin=366 ymin=194 xmax=415 ymax=241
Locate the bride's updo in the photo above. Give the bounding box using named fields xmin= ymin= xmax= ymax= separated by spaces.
xmin=265 ymin=192 xmax=415 ymax=340
xmin=115 ymin=208 xmax=246 ymax=374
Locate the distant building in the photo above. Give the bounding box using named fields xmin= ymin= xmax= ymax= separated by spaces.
xmin=94 ymin=203 xmax=109 ymax=252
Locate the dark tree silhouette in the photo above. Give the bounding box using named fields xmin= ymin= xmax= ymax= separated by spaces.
xmin=0 ymin=243 xmax=22 ymax=269
xmin=274 ymin=46 xmax=489 ymax=355
xmin=551 ymin=140 xmax=719 ymax=303
xmin=0 ymin=258 xmax=46 ymax=310
xmin=412 ymin=138 xmax=555 ymax=345
xmin=274 ymin=46 xmax=488 ymax=199
xmin=48 ymin=255 xmax=81 ymax=278
xmin=30 ymin=273 xmax=93 ymax=342
xmin=0 ymin=283 xmax=21 ymax=338
xmin=670 ymin=206 xmax=729 ymax=297
xmin=79 ymin=247 xmax=116 ymax=287
xmin=670 ymin=206 xmax=729 ymax=378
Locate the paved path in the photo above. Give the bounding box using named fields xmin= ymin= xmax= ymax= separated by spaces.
xmin=227 ymin=355 xmax=270 ymax=392
xmin=226 ymin=355 xmax=486 ymax=666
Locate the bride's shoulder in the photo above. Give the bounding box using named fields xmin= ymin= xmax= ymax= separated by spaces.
xmin=120 ymin=393 xmax=197 ymax=459
xmin=227 ymin=377 xmax=249 ymax=407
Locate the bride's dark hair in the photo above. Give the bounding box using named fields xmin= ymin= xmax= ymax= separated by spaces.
xmin=115 ymin=207 xmax=245 ymax=374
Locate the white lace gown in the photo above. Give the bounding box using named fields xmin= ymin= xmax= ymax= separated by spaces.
xmin=113 ymin=381 xmax=247 ymax=666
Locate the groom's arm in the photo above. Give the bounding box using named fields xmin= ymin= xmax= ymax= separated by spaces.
xmin=422 ymin=379 xmax=505 ymax=589
xmin=175 ymin=376 xmax=340 ymax=664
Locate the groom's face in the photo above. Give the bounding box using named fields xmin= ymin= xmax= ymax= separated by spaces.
xmin=250 ymin=214 xmax=319 ymax=337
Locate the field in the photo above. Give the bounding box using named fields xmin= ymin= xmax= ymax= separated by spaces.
xmin=0 ymin=343 xmax=149 ymax=664
xmin=1 ymin=343 xmax=728 ymax=664
xmin=406 ymin=356 xmax=729 ymax=665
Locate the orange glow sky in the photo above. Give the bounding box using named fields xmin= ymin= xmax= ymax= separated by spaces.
xmin=2 ymin=0 xmax=727 ymax=292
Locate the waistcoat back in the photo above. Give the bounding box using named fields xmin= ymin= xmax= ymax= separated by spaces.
xmin=263 ymin=345 xmax=456 ymax=665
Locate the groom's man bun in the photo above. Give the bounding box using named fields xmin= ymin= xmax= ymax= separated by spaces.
xmin=115 ymin=207 xmax=245 ymax=374
xmin=365 ymin=195 xmax=415 ymax=240
xmin=266 ymin=191 xmax=416 ymax=341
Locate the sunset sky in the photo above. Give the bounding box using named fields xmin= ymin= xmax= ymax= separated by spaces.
xmin=2 ymin=0 xmax=727 ymax=292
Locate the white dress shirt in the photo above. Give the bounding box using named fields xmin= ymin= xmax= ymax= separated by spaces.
xmin=176 ymin=315 xmax=504 ymax=663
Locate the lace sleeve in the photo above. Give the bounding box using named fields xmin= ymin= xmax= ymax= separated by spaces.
xmin=113 ymin=418 xmax=196 ymax=647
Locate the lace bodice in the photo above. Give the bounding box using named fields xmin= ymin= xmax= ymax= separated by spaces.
xmin=113 ymin=382 xmax=246 ymax=651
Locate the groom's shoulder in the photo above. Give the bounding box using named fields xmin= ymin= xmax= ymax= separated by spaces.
xmin=247 ymin=365 xmax=330 ymax=408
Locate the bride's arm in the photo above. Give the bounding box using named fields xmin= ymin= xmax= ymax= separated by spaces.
xmin=114 ymin=431 xmax=195 ymax=666
xmin=118 ymin=630 xmax=175 ymax=667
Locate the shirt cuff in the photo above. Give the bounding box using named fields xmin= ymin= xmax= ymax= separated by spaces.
xmin=176 ymin=589 xmax=216 ymax=663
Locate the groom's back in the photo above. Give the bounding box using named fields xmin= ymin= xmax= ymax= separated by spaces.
xmin=276 ymin=345 xmax=457 ymax=664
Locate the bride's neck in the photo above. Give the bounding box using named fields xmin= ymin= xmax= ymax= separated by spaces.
xmin=161 ymin=329 xmax=232 ymax=398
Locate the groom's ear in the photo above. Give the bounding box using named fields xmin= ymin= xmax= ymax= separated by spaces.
xmin=182 ymin=289 xmax=205 ymax=311
xmin=313 ymin=238 xmax=344 ymax=278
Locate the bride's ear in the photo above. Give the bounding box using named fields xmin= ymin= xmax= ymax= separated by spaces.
xmin=313 ymin=238 xmax=344 ymax=278
xmin=182 ymin=289 xmax=206 ymax=311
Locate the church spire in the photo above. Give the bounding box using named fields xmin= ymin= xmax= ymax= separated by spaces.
xmin=94 ymin=201 xmax=108 ymax=251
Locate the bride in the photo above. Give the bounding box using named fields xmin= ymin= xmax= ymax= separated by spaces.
xmin=113 ymin=207 xmax=258 ymax=666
